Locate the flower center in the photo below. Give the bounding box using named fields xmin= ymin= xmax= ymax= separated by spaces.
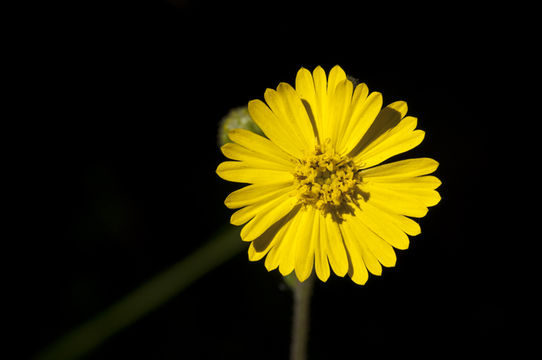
xmin=293 ymin=142 xmax=365 ymax=218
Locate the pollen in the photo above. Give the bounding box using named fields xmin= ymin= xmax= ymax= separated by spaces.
xmin=293 ymin=141 xmax=365 ymax=217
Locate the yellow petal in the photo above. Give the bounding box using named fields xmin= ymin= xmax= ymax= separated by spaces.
xmin=225 ymin=182 xmax=294 ymax=209
xmin=340 ymin=219 xmax=370 ymax=284
xmin=263 ymin=86 xmax=314 ymax=151
xmin=227 ymin=128 xmax=296 ymax=167
xmin=295 ymin=67 xmax=316 ymax=103
xmin=368 ymin=175 xmax=442 ymax=207
xmin=361 ymin=157 xmax=439 ymax=179
xmin=368 ymin=174 xmax=441 ymax=188
xmin=241 ymin=195 xmax=299 ymax=242
xmin=248 ymin=99 xmax=305 ymax=158
xmin=377 ymin=209 xmax=421 ymax=239
xmin=324 ymin=66 xmax=348 ymax=143
xmin=294 ymin=207 xmax=316 ymax=282
xmin=323 ymin=213 xmax=349 ymax=277
xmin=220 ymin=143 xmax=294 ymax=171
xmin=360 ymin=158 xmax=441 ymax=216
xmin=353 ymin=116 xmax=425 ymax=168
xmin=336 ymin=91 xmax=383 ymax=155
xmin=327 ymin=79 xmax=353 ymax=149
xmin=216 ymin=161 xmax=293 ymax=184
xmin=231 ymin=204 xmax=262 ymax=226
xmin=248 ymin=233 xmax=276 ymax=262
xmin=356 ymin=200 xmax=409 ymax=252
xmin=229 ymin=187 xmax=296 ymax=226
xmin=346 ymin=101 xmax=408 ymax=158
xmin=335 ymin=83 xmax=367 ymax=150
xmin=363 ymin=182 xmax=430 ymax=218
xmin=352 ymin=203 xmax=399 ymax=266
xmin=295 ymin=67 xmax=320 ymax=141
xmin=277 ymin=210 xmax=305 ymax=276
xmin=264 ymin=213 xmax=296 ymax=271
xmin=387 ymin=100 xmax=408 ymax=117
xmin=314 ymin=212 xmax=330 ymax=282
xmin=273 ymin=83 xmax=317 ymax=150
xmin=312 ymin=66 xmax=329 ymax=141
xmin=343 ymin=217 xmax=384 ymax=276
xmin=327 ymin=65 xmax=347 ymax=92
xmin=248 ymin=206 xmax=299 ymax=262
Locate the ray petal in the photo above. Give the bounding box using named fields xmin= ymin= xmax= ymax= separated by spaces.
xmin=336 ymin=91 xmax=383 ymax=155
xmin=248 ymin=206 xmax=299 ymax=262
xmin=353 ymin=116 xmax=425 ymax=168
xmin=220 ymin=143 xmax=294 ymax=171
xmin=225 ymin=182 xmax=294 ymax=209
xmin=351 ymin=204 xmax=398 ymax=267
xmin=275 ymin=83 xmax=317 ymax=150
xmin=361 ymin=158 xmax=439 ymax=179
xmin=216 ymin=161 xmax=293 ymax=184
xmin=264 ymin=212 xmax=297 ymax=271
xmin=339 ymin=219 xmax=370 ymax=284
xmin=248 ymin=99 xmax=305 ymax=158
xmin=327 ymin=79 xmax=353 ymax=149
xmin=241 ymin=194 xmax=299 ymax=242
xmin=314 ymin=212 xmax=330 ymax=282
xmin=295 ymin=67 xmax=320 ymax=141
xmin=312 ymin=66 xmax=329 ymax=141
xmin=227 ymin=128 xmax=297 ymax=167
xmin=354 ymin=201 xmax=410 ymax=252
xmin=277 ymin=209 xmax=305 ymax=276
xmin=323 ymin=214 xmax=349 ymax=277
xmin=294 ymin=206 xmax=316 ymax=282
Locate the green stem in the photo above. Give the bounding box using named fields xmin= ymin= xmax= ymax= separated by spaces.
xmin=290 ymin=275 xmax=315 ymax=360
xmin=35 ymin=225 xmax=243 ymax=360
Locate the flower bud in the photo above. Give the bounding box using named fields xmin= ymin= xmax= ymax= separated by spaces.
xmin=217 ymin=106 xmax=264 ymax=146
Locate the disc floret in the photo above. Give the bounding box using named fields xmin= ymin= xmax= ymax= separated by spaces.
xmin=293 ymin=141 xmax=363 ymax=217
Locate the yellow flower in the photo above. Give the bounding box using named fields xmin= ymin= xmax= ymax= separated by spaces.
xmin=216 ymin=65 xmax=441 ymax=285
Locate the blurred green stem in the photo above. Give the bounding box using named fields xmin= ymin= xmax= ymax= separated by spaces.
xmin=289 ymin=275 xmax=314 ymax=360
xmin=35 ymin=225 xmax=243 ymax=360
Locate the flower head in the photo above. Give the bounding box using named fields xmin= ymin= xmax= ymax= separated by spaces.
xmin=216 ymin=65 xmax=441 ymax=285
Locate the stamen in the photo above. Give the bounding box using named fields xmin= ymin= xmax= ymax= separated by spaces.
xmin=293 ymin=143 xmax=366 ymax=219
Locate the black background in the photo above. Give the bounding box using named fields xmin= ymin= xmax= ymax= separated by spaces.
xmin=19 ymin=0 xmax=531 ymax=359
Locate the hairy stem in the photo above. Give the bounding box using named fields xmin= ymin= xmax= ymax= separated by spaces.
xmin=290 ymin=275 xmax=315 ymax=360
xmin=35 ymin=226 xmax=243 ymax=360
